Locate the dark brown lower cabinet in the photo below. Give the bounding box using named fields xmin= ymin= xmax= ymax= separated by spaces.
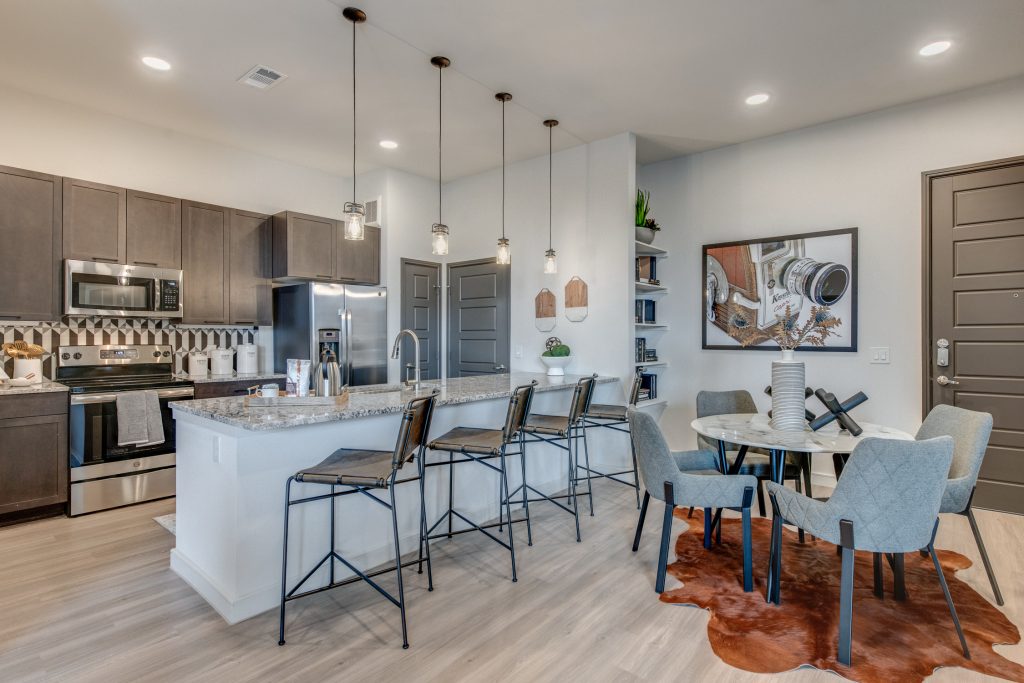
xmin=193 ymin=378 xmax=285 ymax=400
xmin=0 ymin=393 xmax=68 ymax=524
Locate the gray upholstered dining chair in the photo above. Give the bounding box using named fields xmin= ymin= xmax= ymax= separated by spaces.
xmin=627 ymin=408 xmax=758 ymax=594
xmin=766 ymin=436 xmax=969 ymax=668
xmin=696 ymin=390 xmax=812 ymax=516
xmin=917 ymin=403 xmax=1002 ymax=605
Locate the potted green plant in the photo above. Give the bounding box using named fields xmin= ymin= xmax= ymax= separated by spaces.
xmin=540 ymin=337 xmax=572 ymax=376
xmin=635 ymin=189 xmax=660 ymax=244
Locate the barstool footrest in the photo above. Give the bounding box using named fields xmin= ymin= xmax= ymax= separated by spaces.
xmin=506 ymin=483 xmax=582 ymax=516
xmin=284 ymin=553 xmax=425 ymax=608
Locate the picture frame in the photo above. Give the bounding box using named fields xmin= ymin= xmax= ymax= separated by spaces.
xmin=702 ymin=227 xmax=858 ymax=351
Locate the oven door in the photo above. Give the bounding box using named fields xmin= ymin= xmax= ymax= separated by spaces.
xmin=69 ymin=387 xmax=194 ymax=468
xmin=64 ymin=259 xmax=182 ymax=317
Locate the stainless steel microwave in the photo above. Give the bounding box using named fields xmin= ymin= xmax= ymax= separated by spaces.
xmin=64 ymin=259 xmax=183 ymax=318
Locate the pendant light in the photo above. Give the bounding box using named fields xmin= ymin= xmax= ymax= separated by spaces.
xmin=495 ymin=92 xmax=512 ymax=265
xmin=342 ymin=7 xmax=367 ymax=240
xmin=430 ymin=56 xmax=451 ymax=255
xmin=543 ymin=119 xmax=558 ymax=274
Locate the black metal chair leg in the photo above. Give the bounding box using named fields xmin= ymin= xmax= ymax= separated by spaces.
xmin=632 ymin=490 xmax=650 ymax=552
xmin=519 ymin=432 xmax=533 ymax=546
xmin=655 ymin=481 xmax=675 ymax=593
xmin=801 ymin=454 xmax=813 ymax=498
xmin=837 ymin=520 xmax=855 ymax=667
xmin=569 ymin=431 xmax=581 ymax=542
xmin=417 ymin=455 xmax=433 ymax=590
xmin=389 ymin=485 xmax=409 ymax=649
xmin=742 ymin=486 xmax=754 ymax=592
xmin=892 ymin=553 xmax=906 ymax=601
xmin=629 ymin=431 xmax=641 ymax=509
xmin=580 ymin=424 xmax=595 ymax=516
xmin=688 ymin=506 xmax=695 ymax=518
xmin=929 ymin=539 xmax=970 ymax=659
xmin=756 ymin=481 xmax=767 ymax=517
xmin=500 ymin=449 xmax=518 ymax=582
xmin=966 ymin=505 xmax=1004 ymax=606
xmin=766 ymin=492 xmax=783 ymax=604
xmin=278 ymin=477 xmax=293 ymax=646
xmin=329 ymin=484 xmax=336 ymax=584
xmin=873 ymin=552 xmax=884 ymax=598
xmin=447 ymin=450 xmax=454 ymax=539
xmin=703 ymin=507 xmax=712 ymax=549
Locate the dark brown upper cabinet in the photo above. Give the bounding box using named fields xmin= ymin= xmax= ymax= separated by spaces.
xmin=273 ymin=211 xmax=337 ymax=280
xmin=62 ymin=178 xmax=126 ymax=264
xmin=0 ymin=166 xmax=62 ymax=322
xmin=126 ymin=190 xmax=181 ymax=269
xmin=336 ymin=225 xmax=381 ymax=285
xmin=228 ymin=209 xmax=272 ymax=326
xmin=181 ymin=201 xmax=228 ymax=324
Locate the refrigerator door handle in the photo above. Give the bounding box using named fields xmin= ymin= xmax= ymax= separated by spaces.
xmin=344 ymin=308 xmax=353 ymax=386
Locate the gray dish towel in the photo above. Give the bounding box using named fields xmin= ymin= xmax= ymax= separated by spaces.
xmin=116 ymin=390 xmax=165 ymax=447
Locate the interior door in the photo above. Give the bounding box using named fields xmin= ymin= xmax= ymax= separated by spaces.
xmin=400 ymin=259 xmax=440 ymax=381
xmin=925 ymin=156 xmax=1024 ymax=513
xmin=447 ymin=258 xmax=510 ymax=378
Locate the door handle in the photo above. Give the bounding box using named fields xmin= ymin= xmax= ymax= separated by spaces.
xmin=936 ymin=375 xmax=959 ymax=386
xmin=494 ymin=364 xmax=507 ymax=372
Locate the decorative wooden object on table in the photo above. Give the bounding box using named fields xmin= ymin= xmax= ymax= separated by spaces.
xmin=564 ymin=276 xmax=588 ymax=322
xmin=535 ymin=288 xmax=556 ymax=331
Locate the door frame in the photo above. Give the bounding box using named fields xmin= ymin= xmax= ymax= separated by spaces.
xmin=446 ymin=256 xmax=512 ymax=378
xmin=400 ymin=258 xmax=441 ymax=381
xmin=920 ymin=153 xmax=1024 ymax=415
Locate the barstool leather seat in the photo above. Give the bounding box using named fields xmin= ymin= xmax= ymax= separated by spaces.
xmin=295 ymin=448 xmax=397 ymax=488
xmin=428 ymin=427 xmax=505 ymax=455
xmin=585 ymin=403 xmax=628 ymax=421
xmin=523 ymin=414 xmax=572 ymax=437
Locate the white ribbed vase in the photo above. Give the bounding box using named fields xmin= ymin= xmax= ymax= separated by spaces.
xmin=771 ymin=349 xmax=806 ymax=432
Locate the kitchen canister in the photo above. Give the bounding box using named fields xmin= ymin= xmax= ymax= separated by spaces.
xmin=770 ymin=349 xmax=806 ymax=431
xmin=188 ymin=351 xmax=209 ymax=377
xmin=236 ymin=344 xmax=258 ymax=374
xmin=13 ymin=358 xmax=43 ymax=385
xmin=209 ymin=348 xmax=234 ymax=376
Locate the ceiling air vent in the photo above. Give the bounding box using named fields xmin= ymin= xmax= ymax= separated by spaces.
xmin=364 ymin=196 xmax=381 ymax=227
xmin=238 ymin=65 xmax=287 ymax=90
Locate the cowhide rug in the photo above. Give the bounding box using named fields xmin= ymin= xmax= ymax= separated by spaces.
xmin=659 ymin=509 xmax=1024 ymax=682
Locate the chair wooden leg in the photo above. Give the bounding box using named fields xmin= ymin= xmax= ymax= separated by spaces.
xmin=742 ymin=486 xmax=754 ymax=592
xmin=837 ymin=520 xmax=855 ymax=667
xmin=966 ymin=505 xmax=1004 ymax=606
xmin=632 ymin=490 xmax=650 ymax=552
xmin=655 ymin=482 xmax=675 ymax=593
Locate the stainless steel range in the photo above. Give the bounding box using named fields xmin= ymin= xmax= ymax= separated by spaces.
xmin=58 ymin=344 xmax=193 ymax=516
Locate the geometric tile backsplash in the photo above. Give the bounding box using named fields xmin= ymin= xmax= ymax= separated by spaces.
xmin=1 ymin=317 xmax=256 ymax=379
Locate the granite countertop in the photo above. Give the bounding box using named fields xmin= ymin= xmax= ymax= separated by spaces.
xmin=0 ymin=379 xmax=70 ymax=396
xmin=171 ymin=372 xmax=615 ymax=432
xmin=691 ymin=413 xmax=913 ymax=453
xmin=176 ymin=372 xmax=287 ymax=384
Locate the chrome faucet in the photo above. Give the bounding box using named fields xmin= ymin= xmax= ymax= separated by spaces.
xmin=391 ymin=329 xmax=421 ymax=389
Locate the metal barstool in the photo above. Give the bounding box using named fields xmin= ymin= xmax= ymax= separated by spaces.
xmin=515 ymin=374 xmax=598 ymax=542
xmin=580 ymin=369 xmax=644 ymax=510
xmin=425 ymin=381 xmax=537 ymax=581
xmin=277 ymin=392 xmax=438 ymax=650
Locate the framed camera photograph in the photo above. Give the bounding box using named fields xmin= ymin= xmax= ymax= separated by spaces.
xmin=702 ymin=227 xmax=858 ymax=351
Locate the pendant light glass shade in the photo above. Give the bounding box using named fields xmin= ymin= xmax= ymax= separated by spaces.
xmin=431 ymin=223 xmax=449 ymax=255
xmin=496 ymin=237 xmax=511 ymax=264
xmin=343 ymin=7 xmax=366 ymax=240
xmin=343 ymin=201 xmax=365 ymax=241
xmin=544 ymin=248 xmax=558 ymax=274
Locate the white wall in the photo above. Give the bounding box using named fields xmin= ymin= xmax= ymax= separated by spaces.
xmin=638 ymin=77 xmax=1024 ymax=480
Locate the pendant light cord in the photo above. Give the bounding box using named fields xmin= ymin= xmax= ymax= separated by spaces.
xmin=548 ymin=124 xmax=552 ymax=250
xmin=351 ymin=17 xmax=357 ymax=205
xmin=501 ymin=99 xmax=506 ymax=240
xmin=438 ymin=65 xmax=442 ymax=225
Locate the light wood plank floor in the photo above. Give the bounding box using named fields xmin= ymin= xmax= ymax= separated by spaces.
xmin=0 ymin=481 xmax=1020 ymax=682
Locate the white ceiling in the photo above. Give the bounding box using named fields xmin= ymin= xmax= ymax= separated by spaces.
xmin=1 ymin=0 xmax=1022 ymax=179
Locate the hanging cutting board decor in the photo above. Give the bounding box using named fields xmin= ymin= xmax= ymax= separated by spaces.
xmin=535 ymin=288 xmax=557 ymax=332
xmin=564 ymin=276 xmax=589 ymax=322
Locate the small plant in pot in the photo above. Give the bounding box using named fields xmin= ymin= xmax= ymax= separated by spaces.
xmin=635 ymin=189 xmax=660 ymax=244
xmin=540 ymin=336 xmax=572 ymax=376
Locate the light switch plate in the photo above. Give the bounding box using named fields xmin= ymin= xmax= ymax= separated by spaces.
xmin=870 ymin=346 xmax=890 ymax=364
xmin=514 ymin=344 xmax=523 ymax=359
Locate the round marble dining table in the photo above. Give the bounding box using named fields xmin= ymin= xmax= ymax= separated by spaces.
xmin=690 ymin=413 xmax=914 ymax=484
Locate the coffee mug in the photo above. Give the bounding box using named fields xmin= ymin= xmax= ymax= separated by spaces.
xmin=261 ymin=384 xmax=280 ymax=398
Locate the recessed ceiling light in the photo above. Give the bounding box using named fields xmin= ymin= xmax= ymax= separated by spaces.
xmin=141 ymin=56 xmax=171 ymax=71
xmin=379 ymin=140 xmax=398 ymax=149
xmin=919 ymin=40 xmax=952 ymax=57
xmin=745 ymin=92 xmax=771 ymax=106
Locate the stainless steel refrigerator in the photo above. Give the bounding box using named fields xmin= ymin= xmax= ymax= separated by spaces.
xmin=273 ymin=283 xmax=388 ymax=387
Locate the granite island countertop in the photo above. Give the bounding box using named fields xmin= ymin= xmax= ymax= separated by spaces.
xmin=175 ymin=371 xmax=287 ymax=384
xmin=0 ymin=379 xmax=70 ymax=396
xmin=171 ymin=372 xmax=615 ymax=432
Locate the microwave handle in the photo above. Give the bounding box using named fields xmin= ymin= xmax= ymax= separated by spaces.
xmin=70 ymin=387 xmax=194 ymax=405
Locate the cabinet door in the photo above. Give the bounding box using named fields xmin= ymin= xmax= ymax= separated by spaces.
xmin=62 ymin=177 xmax=126 ymax=263
xmin=229 ymin=209 xmax=271 ymax=325
xmin=336 ymin=225 xmax=381 ymax=285
xmin=0 ymin=166 xmax=61 ymax=321
xmin=275 ymin=212 xmax=335 ymax=279
xmin=127 ymin=190 xmax=181 ymax=269
xmin=0 ymin=414 xmax=68 ymax=515
xmin=182 ymin=201 xmax=228 ymax=324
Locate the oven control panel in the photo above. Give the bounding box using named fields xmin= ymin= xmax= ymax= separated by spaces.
xmin=57 ymin=345 xmax=174 ymax=367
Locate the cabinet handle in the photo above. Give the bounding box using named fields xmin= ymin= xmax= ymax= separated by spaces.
xmin=0 ymin=315 xmax=22 ymax=320
xmin=203 ymin=320 xmax=225 ymax=324
xmin=316 ymin=274 xmax=332 ymax=279
xmin=336 ymin=276 xmax=355 ymax=281
xmin=233 ymin=321 xmax=255 ymax=325
xmin=133 ymin=260 xmax=159 ymax=267
xmin=92 ymin=256 xmax=118 ymax=263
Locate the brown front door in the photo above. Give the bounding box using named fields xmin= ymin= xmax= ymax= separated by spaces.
xmin=925 ymin=156 xmax=1024 ymax=514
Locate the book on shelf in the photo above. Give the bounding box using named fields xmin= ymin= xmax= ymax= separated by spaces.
xmin=635 ymin=299 xmax=657 ymax=324
xmin=644 ymin=348 xmax=658 ymax=362
xmin=635 ymin=337 xmax=647 ymax=363
xmin=639 ymin=372 xmax=658 ymax=400
xmin=635 ymin=256 xmax=658 ymax=283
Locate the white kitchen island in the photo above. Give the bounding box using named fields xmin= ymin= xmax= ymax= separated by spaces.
xmin=169 ymin=373 xmax=628 ymax=624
